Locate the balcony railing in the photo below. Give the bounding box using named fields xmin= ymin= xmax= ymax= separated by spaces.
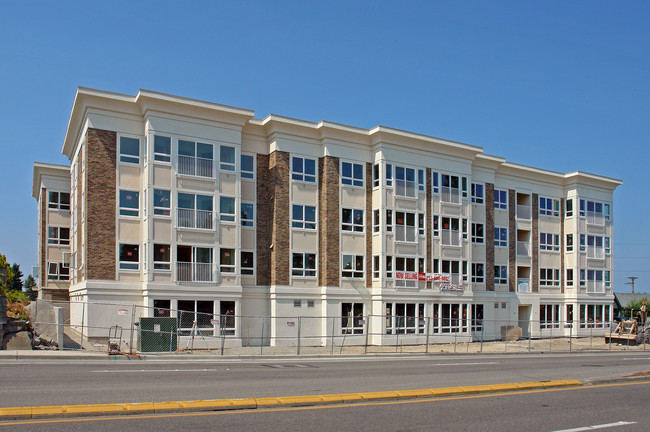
xmin=586 ymin=211 xmax=605 ymax=226
xmin=177 ymin=262 xmax=213 ymax=282
xmin=516 ymin=205 xmax=531 ymax=220
xmin=441 ymin=187 xmax=461 ymax=204
xmin=177 ymin=208 xmax=213 ymax=229
xmin=178 ymin=155 xmax=214 ymax=178
xmin=587 ymin=281 xmax=605 ymax=294
xmin=395 ymin=179 xmax=417 ymax=198
xmin=395 ymin=225 xmax=416 ymax=242
xmin=587 ymin=248 xmax=605 ymax=259
xmin=441 ymin=230 xmax=461 ymax=246
xmin=517 ymin=241 xmax=531 ymax=256
xmin=517 ymin=279 xmax=530 ymax=293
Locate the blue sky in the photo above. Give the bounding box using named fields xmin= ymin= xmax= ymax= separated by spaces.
xmin=0 ymin=1 xmax=648 ymax=292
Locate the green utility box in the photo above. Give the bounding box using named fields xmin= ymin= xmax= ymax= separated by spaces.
xmin=137 ymin=317 xmax=178 ymax=352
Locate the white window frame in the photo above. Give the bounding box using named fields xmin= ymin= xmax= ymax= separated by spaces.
xmin=47 ymin=226 xmax=70 ymax=245
xmin=177 ymin=139 xmax=214 ymax=178
xmin=241 ymin=202 xmax=254 ymax=228
xmin=241 ymin=154 xmax=255 ymax=179
xmin=494 ymin=227 xmax=508 ymax=248
xmin=342 ymin=254 xmax=364 ymax=279
xmin=153 ymin=244 xmax=171 ymax=271
xmin=373 ymin=255 xmax=380 ymax=279
xmin=471 ymin=262 xmax=485 ymax=283
xmin=292 ymin=252 xmax=317 ymax=277
xmin=441 ymin=217 xmax=461 ymax=246
xmin=48 ymin=191 xmax=71 ymax=211
xmin=220 ymin=196 xmax=236 ymax=223
xmin=153 ymin=135 xmax=171 ymax=163
xmin=342 ymin=302 xmax=365 ymax=334
xmin=220 ymin=248 xmax=236 ymax=273
xmin=373 ymin=210 xmax=380 ymax=233
xmin=342 ymin=208 xmax=364 ymax=232
xmin=471 ymin=183 xmax=484 ymax=204
xmin=394 ymin=256 xmax=417 ymax=288
xmin=395 ymin=165 xmax=417 ymax=198
xmin=494 ymin=189 xmax=507 ymax=210
xmin=119 ymin=136 xmax=140 ymax=164
xmin=539 ymin=196 xmax=560 ymax=217
xmin=177 ymin=193 xmax=214 ymax=230
xmin=241 ymin=250 xmax=255 ymax=276
xmin=441 ymin=174 xmax=461 ymax=204
xmin=119 ymin=189 xmax=140 ymax=217
xmin=292 ymin=204 xmax=317 ymax=230
xmin=495 ymin=265 xmax=508 ymax=285
xmin=539 ymin=232 xmax=560 ymax=252
xmin=539 ymin=268 xmax=560 ymax=287
xmin=220 ymin=145 xmax=236 ymax=171
xmin=395 ymin=211 xmax=417 ymax=242
xmin=291 ymin=156 xmax=317 ymax=183
xmin=47 ymin=262 xmax=70 ymax=281
xmin=471 ymin=223 xmax=484 ymax=244
xmin=153 ymin=189 xmax=171 ymax=216
xmin=119 ymin=243 xmax=140 ymax=271
xmin=341 ymin=161 xmax=364 ymax=187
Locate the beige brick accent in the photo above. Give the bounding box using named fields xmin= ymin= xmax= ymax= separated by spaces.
xmin=256 ymin=153 xmax=272 ymax=286
xmin=365 ymin=162 xmax=372 ymax=288
xmin=86 ymin=128 xmax=117 ymax=281
xmin=425 ymin=168 xmax=432 ymax=289
xmin=40 ymin=187 xmax=47 ymax=285
xmin=270 ymin=151 xmax=291 ymax=286
xmin=318 ymin=156 xmax=340 ymax=287
xmin=532 ymin=193 xmax=539 ymax=293
xmin=508 ymin=189 xmax=516 ymax=292
xmin=485 ymin=183 xmax=495 ymax=291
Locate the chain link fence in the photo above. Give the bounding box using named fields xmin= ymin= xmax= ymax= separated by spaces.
xmin=29 ymin=299 xmax=649 ymax=355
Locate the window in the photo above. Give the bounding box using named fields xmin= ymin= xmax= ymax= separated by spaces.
xmin=386 ymin=210 xmax=393 ymax=232
xmin=292 ymin=157 xmax=316 ymax=183
xmin=441 ymin=260 xmax=462 ymax=285
xmin=386 ymin=255 xmax=393 ymax=278
xmin=604 ymin=204 xmax=610 ymax=221
xmin=292 ymin=253 xmax=316 ymax=277
xmin=605 ymin=270 xmax=611 ymax=288
xmin=241 ymin=251 xmax=254 ymax=276
xmin=441 ymin=217 xmax=461 ymax=246
xmin=342 ymin=303 xmax=364 ymax=334
xmin=462 ymin=219 xmax=468 ymax=240
xmin=540 ymin=268 xmax=560 ymax=286
xmin=471 ymin=263 xmax=484 ymax=283
xmin=373 ymin=256 xmax=380 ymax=279
xmin=178 ymin=193 xmax=213 ymax=229
xmin=241 ymin=154 xmax=255 ymax=179
xmin=494 ymin=189 xmax=507 ymax=209
xmin=432 ymin=172 xmax=439 ymax=194
xmin=119 ymin=190 xmax=139 ymax=217
xmin=178 ymin=139 xmax=214 ymax=178
xmin=293 ymin=300 xmax=302 ymax=308
xmin=341 ymin=162 xmax=364 ymax=187
xmin=220 ymin=196 xmax=236 ymax=222
xmin=395 ymin=256 xmax=417 ymax=288
xmin=342 ymin=255 xmax=364 ymax=278
xmin=433 ymin=215 xmax=439 ymax=237
xmin=587 ymin=235 xmax=605 ymax=259
xmin=373 ymin=210 xmax=380 ymax=233
xmin=373 ymin=164 xmax=379 ymax=188
xmin=581 ymin=200 xmax=606 ymax=225
xmin=471 ymin=223 xmax=484 ymax=244
xmin=307 ymin=300 xmax=315 ymax=308
xmin=47 ymin=227 xmax=70 ymax=245
xmin=539 ymin=233 xmax=560 ymax=251
xmin=48 ymin=191 xmax=70 ymax=211
xmin=153 ymin=189 xmax=171 ymax=216
xmin=241 ymin=203 xmax=254 ymax=227
xmin=580 ymin=269 xmax=586 ymax=286
xmin=495 ymin=265 xmax=508 ymax=285
xmin=342 ymin=208 xmax=364 ymax=232
xmin=566 ymin=199 xmax=573 ymax=217
xmin=176 ymin=246 xmax=213 ymax=282
xmin=566 ymin=234 xmax=573 ymax=252
xmin=605 ymin=237 xmax=611 ymax=254
xmin=395 ymin=166 xmax=417 ymax=198
xmin=386 ymin=164 xmax=393 ymax=187
xmin=461 ymin=177 xmax=468 ymax=198
xmin=471 ymin=304 xmax=484 ymax=332
xmin=433 ymin=258 xmax=439 ymax=274
xmin=177 ymin=300 xmax=214 ymax=336
xmin=441 ymin=174 xmax=460 ymax=204
xmin=220 ymin=248 xmax=235 ymax=273
xmin=120 ymin=136 xmax=140 ymax=164
xmin=292 ymin=204 xmax=316 ymax=229
xmin=418 ymin=169 xmax=425 ymax=192
xmin=540 ymin=304 xmax=560 ymax=329
xmin=47 ymin=262 xmax=69 ymax=280
xmin=153 ymin=244 xmax=171 ymax=270
xmin=494 ymin=227 xmax=508 ymax=247
xmin=395 ymin=212 xmax=416 ymax=242
xmin=579 ymin=304 xmax=610 ymax=329
xmin=566 ymin=269 xmax=574 ymax=287
xmin=387 ymin=303 xmax=425 ymax=334
xmin=220 ymin=145 xmax=236 ymax=171
xmin=579 ymin=199 xmax=585 ymax=217
xmin=471 ymin=183 xmax=484 ymax=204
xmin=418 ymin=213 xmax=425 ymax=236
xmin=119 ymin=244 xmax=139 ymax=270
xmin=587 ymin=270 xmax=604 ymax=293
xmin=580 ymin=234 xmax=586 ymax=251
xmin=153 ymin=299 xmax=171 ymax=317
xmin=539 ymin=197 xmax=560 ymax=217
xmin=153 ymin=135 xmax=171 ymax=162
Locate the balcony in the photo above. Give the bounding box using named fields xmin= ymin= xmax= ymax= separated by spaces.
xmin=586 ymin=211 xmax=604 ymax=226
xmin=178 ymin=208 xmax=213 ymax=230
xmin=516 ymin=205 xmax=531 ymax=220
xmin=441 ymin=187 xmax=461 ymax=204
xmin=441 ymin=230 xmax=461 ymax=246
xmin=177 ymin=262 xmax=213 ymax=282
xmin=178 ymin=155 xmax=214 ymax=178
xmin=517 ymin=241 xmax=531 ymax=256
xmin=517 ymin=279 xmax=530 ymax=293
xmin=395 ymin=179 xmax=417 ymax=198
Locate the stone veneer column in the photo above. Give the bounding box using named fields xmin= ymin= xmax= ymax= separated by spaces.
xmin=365 ymin=163 xmax=372 ymax=288
xmin=560 ymin=198 xmax=566 ymax=294
xmin=40 ymin=187 xmax=47 ymax=286
xmin=508 ymin=189 xmax=516 ymax=292
xmin=270 ymin=151 xmax=291 ymax=286
xmin=85 ymin=129 xmax=117 ymax=281
xmin=256 ymin=154 xmax=272 ymax=286
xmin=485 ymin=183 xmax=495 ymax=291
xmin=425 ymin=168 xmax=432 ymax=289
xmin=532 ymin=193 xmax=539 ymax=293
xmin=318 ymin=156 xmax=340 ymax=287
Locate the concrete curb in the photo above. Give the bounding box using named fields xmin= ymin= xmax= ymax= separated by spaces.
xmin=0 ymin=379 xmax=583 ymax=421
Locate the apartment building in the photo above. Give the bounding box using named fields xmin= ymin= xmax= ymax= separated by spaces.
xmin=38 ymin=87 xmax=621 ymax=345
xmin=32 ymin=162 xmax=71 ymax=300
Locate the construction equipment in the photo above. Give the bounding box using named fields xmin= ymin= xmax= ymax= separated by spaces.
xmin=107 ymin=325 xmax=123 ymax=354
xmin=605 ymin=319 xmax=649 ymax=346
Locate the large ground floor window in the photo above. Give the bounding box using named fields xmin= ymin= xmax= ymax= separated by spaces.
xmin=579 ymin=303 xmax=611 ymax=328
xmin=385 ymin=303 xmax=425 ymax=334
xmin=341 ymin=303 xmax=364 ymax=334
xmin=153 ymin=299 xmax=236 ymax=336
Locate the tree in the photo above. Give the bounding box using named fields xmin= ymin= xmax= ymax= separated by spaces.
xmin=10 ymin=263 xmax=24 ymax=292
xmin=0 ymin=253 xmax=12 ymax=294
xmin=24 ymin=275 xmax=37 ymax=301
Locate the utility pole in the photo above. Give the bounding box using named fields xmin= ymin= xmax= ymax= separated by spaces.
xmin=625 ymin=276 xmax=638 ymax=294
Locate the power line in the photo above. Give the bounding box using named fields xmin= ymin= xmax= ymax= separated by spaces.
xmin=625 ymin=276 xmax=638 ymax=294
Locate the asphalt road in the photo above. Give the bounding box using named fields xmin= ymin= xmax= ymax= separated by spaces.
xmin=1 ymin=380 xmax=648 ymax=431
xmin=0 ymin=352 xmax=648 ymax=408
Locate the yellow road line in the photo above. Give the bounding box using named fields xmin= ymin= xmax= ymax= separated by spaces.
xmin=1 ymin=381 xmax=648 ymax=428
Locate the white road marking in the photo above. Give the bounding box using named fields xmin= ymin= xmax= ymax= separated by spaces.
xmin=93 ymin=369 xmax=217 ymax=373
xmin=431 ymin=362 xmax=498 ymax=366
xmin=551 ymin=421 xmax=637 ymax=431
xmin=623 ymin=357 xmax=650 ymax=360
